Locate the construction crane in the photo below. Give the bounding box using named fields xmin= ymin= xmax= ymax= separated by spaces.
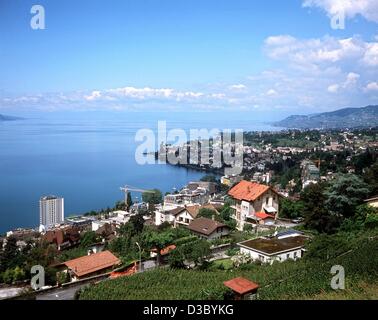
xmin=120 ymin=185 xmax=155 ymax=209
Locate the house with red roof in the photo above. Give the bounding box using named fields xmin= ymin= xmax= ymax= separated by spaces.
xmin=228 ymin=180 xmax=280 ymax=230
xmin=61 ymin=250 xmax=121 ymax=281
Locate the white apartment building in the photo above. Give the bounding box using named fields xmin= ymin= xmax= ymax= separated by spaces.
xmin=39 ymin=196 xmax=64 ymax=231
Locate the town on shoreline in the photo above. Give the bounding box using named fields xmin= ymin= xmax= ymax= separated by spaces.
xmin=1 ymin=126 xmax=377 ymax=300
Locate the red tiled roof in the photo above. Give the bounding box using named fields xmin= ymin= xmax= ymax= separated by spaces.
xmin=151 ymin=244 xmax=177 ymax=256
xmin=64 ymin=250 xmax=121 ymax=277
xmin=160 ymin=245 xmax=176 ymax=256
xmin=228 ymin=180 xmax=270 ymax=202
xmin=223 ymin=277 xmax=259 ymax=295
xmin=255 ymin=212 xmax=275 ymax=220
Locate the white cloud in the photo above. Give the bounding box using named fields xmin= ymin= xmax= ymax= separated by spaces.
xmin=303 ymin=0 xmax=378 ymax=23
xmin=345 ymin=72 xmax=360 ymax=86
xmin=266 ymin=89 xmax=278 ymax=96
xmin=265 ymin=35 xmax=375 ymax=68
xmin=85 ymin=90 xmax=101 ymax=101
xmin=362 ymin=42 xmax=378 ymax=66
xmin=328 ymin=72 xmax=359 ymax=94
xmin=229 ymin=84 xmax=247 ymax=91
xmin=2 ymin=33 xmax=377 ymax=114
xmin=85 ymin=86 xmax=207 ymax=102
xmin=365 ymin=82 xmax=378 ymax=91
xmin=328 ymin=84 xmax=339 ymax=93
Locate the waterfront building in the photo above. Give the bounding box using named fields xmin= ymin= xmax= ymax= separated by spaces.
xmin=39 ymin=195 xmax=64 ymax=231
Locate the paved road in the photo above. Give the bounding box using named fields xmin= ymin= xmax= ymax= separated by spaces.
xmin=0 ymin=287 xmax=25 ymax=300
xmin=36 ymin=283 xmax=89 ymax=300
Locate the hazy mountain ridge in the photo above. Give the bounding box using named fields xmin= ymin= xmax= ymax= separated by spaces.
xmin=275 ymin=105 xmax=378 ymax=129
xmin=0 ymin=114 xmax=23 ymax=121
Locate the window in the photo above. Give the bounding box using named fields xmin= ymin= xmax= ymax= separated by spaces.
xmin=266 ymin=198 xmax=269 ymax=205
xmin=286 ymin=254 xmax=290 ymax=259
xmin=294 ymin=252 xmax=298 ymax=258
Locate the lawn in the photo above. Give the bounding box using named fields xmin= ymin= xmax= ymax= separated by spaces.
xmin=211 ymin=259 xmax=233 ymax=270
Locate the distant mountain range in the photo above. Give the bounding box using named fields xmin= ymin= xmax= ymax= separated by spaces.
xmin=274 ymin=105 xmax=378 ymax=129
xmin=0 ymin=114 xmax=23 ymax=121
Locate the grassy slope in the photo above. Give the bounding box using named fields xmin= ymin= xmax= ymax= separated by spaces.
xmin=79 ymin=231 xmax=378 ymax=300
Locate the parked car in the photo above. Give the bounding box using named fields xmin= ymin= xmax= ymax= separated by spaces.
xmin=292 ymin=217 xmax=304 ymax=224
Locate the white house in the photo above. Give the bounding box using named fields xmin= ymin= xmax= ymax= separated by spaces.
xmin=155 ymin=203 xmax=222 ymax=227
xmin=154 ymin=205 xmax=185 ymax=226
xmin=228 ymin=180 xmax=280 ymax=230
xmin=174 ymin=205 xmax=200 ymax=227
xmin=237 ymin=235 xmax=308 ymax=265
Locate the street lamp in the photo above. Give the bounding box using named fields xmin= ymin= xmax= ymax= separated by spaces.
xmin=135 ymin=242 xmax=142 ymax=272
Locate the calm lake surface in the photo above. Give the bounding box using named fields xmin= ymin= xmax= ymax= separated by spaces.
xmin=0 ymin=112 xmax=281 ymax=233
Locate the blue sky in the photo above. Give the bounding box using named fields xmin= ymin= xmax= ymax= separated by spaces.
xmin=0 ymin=0 xmax=377 ymax=117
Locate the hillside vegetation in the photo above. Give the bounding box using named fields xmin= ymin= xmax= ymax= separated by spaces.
xmin=78 ymin=228 xmax=378 ymax=300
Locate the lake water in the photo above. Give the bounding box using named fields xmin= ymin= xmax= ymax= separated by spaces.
xmin=0 ymin=111 xmax=281 ymax=233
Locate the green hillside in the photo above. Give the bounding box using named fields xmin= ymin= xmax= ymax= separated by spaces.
xmin=78 ymin=229 xmax=378 ymax=300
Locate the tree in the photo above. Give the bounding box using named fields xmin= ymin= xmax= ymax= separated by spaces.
xmin=114 ymin=200 xmax=126 ymax=211
xmin=200 ymin=175 xmax=217 ymax=183
xmin=168 ymin=246 xmax=186 ymax=269
xmin=325 ymin=174 xmax=370 ymax=218
xmin=219 ymin=205 xmax=237 ymax=229
xmin=219 ymin=205 xmax=232 ymax=221
xmin=2 ymin=269 xmax=14 ymax=284
xmin=364 ymin=161 xmax=378 ymax=196
xmin=157 ymin=221 xmax=173 ymax=232
xmin=144 ymin=230 xmax=173 ymax=265
xmin=129 ymin=214 xmax=145 ymax=235
xmin=352 ymin=148 xmax=376 ymax=174
xmin=301 ymin=183 xmax=339 ymax=234
xmin=12 ymin=266 xmax=26 ymax=282
xmin=0 ymin=236 xmax=21 ymax=272
xmin=243 ymin=224 xmax=253 ymax=232
xmin=80 ymin=231 xmax=98 ymax=248
xmin=126 ymin=192 xmax=133 ymax=209
xmin=279 ymin=198 xmax=304 ymax=219
xmin=364 ymin=213 xmax=378 ymax=229
xmin=142 ymin=189 xmax=163 ymax=205
xmin=24 ymin=241 xmax=58 ymax=274
xmin=185 ymin=240 xmax=211 ymax=267
xmin=109 ymin=236 xmax=131 ymax=258
xmin=198 ymin=208 xmax=217 ymax=220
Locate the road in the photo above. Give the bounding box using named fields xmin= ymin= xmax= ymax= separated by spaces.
xmin=0 ymin=287 xmax=25 ymax=300
xmin=36 ymin=283 xmax=88 ymax=300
